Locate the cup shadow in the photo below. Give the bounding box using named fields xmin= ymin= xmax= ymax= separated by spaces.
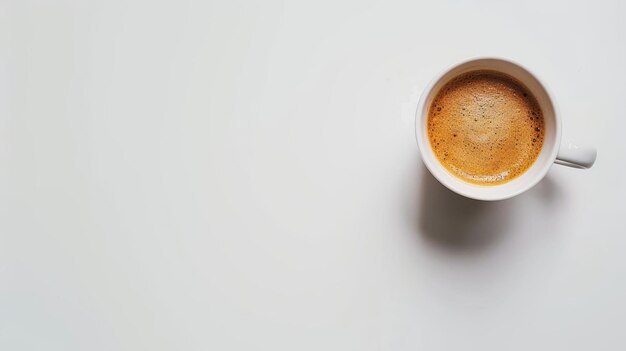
xmin=416 ymin=165 xmax=561 ymax=254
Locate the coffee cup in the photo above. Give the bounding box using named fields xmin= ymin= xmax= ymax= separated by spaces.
xmin=415 ymin=57 xmax=597 ymax=201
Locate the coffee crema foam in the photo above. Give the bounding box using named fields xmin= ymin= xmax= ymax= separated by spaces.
xmin=427 ymin=70 xmax=545 ymax=186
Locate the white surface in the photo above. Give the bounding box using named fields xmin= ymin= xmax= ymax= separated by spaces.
xmin=1 ymin=0 xmax=625 ymax=350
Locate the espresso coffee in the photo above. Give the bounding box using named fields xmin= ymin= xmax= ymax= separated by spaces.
xmin=427 ymin=70 xmax=544 ymax=185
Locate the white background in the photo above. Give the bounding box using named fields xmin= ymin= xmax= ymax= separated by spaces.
xmin=1 ymin=0 xmax=625 ymax=350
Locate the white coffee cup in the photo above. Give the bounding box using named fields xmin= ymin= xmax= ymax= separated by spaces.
xmin=415 ymin=57 xmax=597 ymax=201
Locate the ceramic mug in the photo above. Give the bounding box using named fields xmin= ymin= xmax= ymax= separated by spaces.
xmin=415 ymin=57 xmax=597 ymax=201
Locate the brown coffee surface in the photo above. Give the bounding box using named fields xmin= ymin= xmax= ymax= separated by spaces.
xmin=427 ymin=70 xmax=544 ymax=185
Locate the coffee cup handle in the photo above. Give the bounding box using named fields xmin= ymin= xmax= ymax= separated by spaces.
xmin=554 ymin=140 xmax=597 ymax=169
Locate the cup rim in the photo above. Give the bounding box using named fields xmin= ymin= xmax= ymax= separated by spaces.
xmin=415 ymin=56 xmax=562 ymax=201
